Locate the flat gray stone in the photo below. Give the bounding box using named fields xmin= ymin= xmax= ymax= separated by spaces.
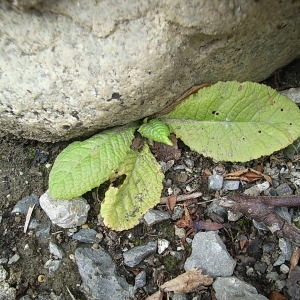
xmin=213 ymin=276 xmax=268 ymax=300
xmin=223 ymin=180 xmax=240 ymax=190
xmin=208 ymin=175 xmax=223 ymax=190
xmin=134 ymin=270 xmax=146 ymax=289
xmin=12 ymin=194 xmax=39 ymax=214
xmin=184 ymin=231 xmax=236 ymax=277
xmin=72 ymin=228 xmax=101 ymax=244
xmin=1 ymin=1 xmax=299 ymax=142
xmin=75 ymin=245 xmax=134 ymax=300
xmin=39 ymin=190 xmax=90 ymax=228
xmin=123 ymin=241 xmax=157 ymax=267
xmin=49 ymin=242 xmax=64 ymax=259
xmin=143 ymin=209 xmax=170 ymax=226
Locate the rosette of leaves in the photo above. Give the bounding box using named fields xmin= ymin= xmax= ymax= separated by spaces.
xmin=48 ymin=81 xmax=300 ymax=231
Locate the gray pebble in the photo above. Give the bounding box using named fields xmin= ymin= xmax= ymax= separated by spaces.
xmin=123 ymin=241 xmax=157 ymax=267
xmin=49 ymin=242 xmax=64 ymax=259
xmin=45 ymin=259 xmax=61 ymax=274
xmin=171 ymin=206 xmax=184 ymax=220
xmin=208 ymin=175 xmax=223 ymax=190
xmin=72 ymin=228 xmax=102 ymax=244
xmin=207 ymin=199 xmax=228 ymax=220
xmin=185 ymin=158 xmax=194 ymax=168
xmin=35 ymin=220 xmax=51 ymax=239
xmin=171 ymin=293 xmax=188 ymax=300
xmin=266 ymin=271 xmax=279 ymax=281
xmin=275 ymin=183 xmax=293 ymax=196
xmin=254 ymin=262 xmax=267 ymax=274
xmin=223 ymin=180 xmax=239 ymax=190
xmin=143 ymin=209 xmax=170 ymax=226
xmin=8 ymin=254 xmax=20 ymax=265
xmin=75 ymin=245 xmax=134 ymax=299
xmin=12 ymin=194 xmax=39 ymax=214
xmin=134 ymin=270 xmax=147 ymax=289
xmin=0 ymin=258 xmax=8 ymax=264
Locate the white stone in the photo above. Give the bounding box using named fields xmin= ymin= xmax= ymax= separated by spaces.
xmin=1 ymin=0 xmax=299 ymax=141
xmin=157 ymin=238 xmax=170 ymax=254
xmin=39 ymin=190 xmax=90 ymax=228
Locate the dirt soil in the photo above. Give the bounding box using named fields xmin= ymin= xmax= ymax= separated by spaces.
xmin=0 ymin=59 xmax=300 ymax=300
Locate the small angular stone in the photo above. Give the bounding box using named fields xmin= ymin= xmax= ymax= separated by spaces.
xmin=275 ymin=183 xmax=293 ymax=196
xmin=49 ymin=242 xmax=64 ymax=259
xmin=208 ymin=175 xmax=223 ymax=190
xmin=157 ymin=238 xmax=169 ymax=254
xmin=72 ymin=229 xmax=101 ymax=244
xmin=223 ymin=180 xmax=239 ymax=190
xmin=12 ymin=194 xmax=39 ymax=214
xmin=134 ymin=270 xmax=146 ymax=289
xmin=143 ymin=209 xmax=170 ymax=226
xmin=213 ymin=276 xmax=268 ymax=300
xmin=123 ymin=241 xmax=157 ymax=267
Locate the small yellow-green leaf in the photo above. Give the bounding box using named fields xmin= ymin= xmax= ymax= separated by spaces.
xmin=138 ymin=119 xmax=173 ymax=146
xmin=162 ymin=81 xmax=300 ymax=162
xmin=101 ymin=144 xmax=164 ymax=231
xmin=49 ymin=124 xmax=138 ymax=199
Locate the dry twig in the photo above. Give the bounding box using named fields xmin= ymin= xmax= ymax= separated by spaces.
xmin=219 ymin=193 xmax=300 ymax=246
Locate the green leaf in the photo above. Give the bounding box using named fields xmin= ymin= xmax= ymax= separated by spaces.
xmin=161 ymin=81 xmax=300 ymax=162
xmin=100 ymin=144 xmax=164 ymax=231
xmin=138 ymin=119 xmax=173 ymax=146
xmin=49 ymin=124 xmax=138 ymax=199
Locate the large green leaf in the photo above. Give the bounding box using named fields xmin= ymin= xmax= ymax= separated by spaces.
xmin=101 ymin=144 xmax=164 ymax=231
xmin=49 ymin=124 xmax=138 ymax=199
xmin=161 ymin=81 xmax=300 ymax=162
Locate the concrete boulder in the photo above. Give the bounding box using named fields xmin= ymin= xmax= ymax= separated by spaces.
xmin=1 ymin=0 xmax=299 ymax=142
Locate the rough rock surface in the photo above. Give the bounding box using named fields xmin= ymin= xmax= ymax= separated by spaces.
xmin=213 ymin=276 xmax=269 ymax=300
xmin=75 ymin=245 xmax=134 ymax=300
xmin=184 ymin=231 xmax=236 ymax=277
xmin=1 ymin=0 xmax=300 ymax=141
xmin=39 ymin=190 xmax=90 ymax=228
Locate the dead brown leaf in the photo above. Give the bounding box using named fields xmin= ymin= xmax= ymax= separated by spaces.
xmin=160 ymin=268 xmax=213 ymax=294
xmin=269 ymin=291 xmax=287 ymax=300
xmin=150 ymin=134 xmax=181 ymax=161
xmin=289 ymin=246 xmax=300 ymax=276
xmin=223 ymin=168 xmax=272 ymax=184
xmin=165 ymin=195 xmax=177 ymax=213
xmin=145 ymin=291 xmax=163 ymax=300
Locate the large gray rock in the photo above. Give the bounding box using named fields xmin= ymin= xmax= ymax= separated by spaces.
xmin=213 ymin=276 xmax=268 ymax=300
xmin=75 ymin=245 xmax=134 ymax=300
xmin=184 ymin=231 xmax=236 ymax=277
xmin=1 ymin=0 xmax=299 ymax=142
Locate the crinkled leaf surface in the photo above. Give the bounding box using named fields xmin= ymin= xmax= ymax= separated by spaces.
xmin=101 ymin=144 xmax=164 ymax=231
xmin=49 ymin=124 xmax=138 ymax=199
xmin=138 ymin=119 xmax=173 ymax=146
xmin=161 ymin=81 xmax=300 ymax=162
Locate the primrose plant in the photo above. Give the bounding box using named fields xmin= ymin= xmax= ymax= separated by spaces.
xmin=49 ymin=81 xmax=300 ymax=231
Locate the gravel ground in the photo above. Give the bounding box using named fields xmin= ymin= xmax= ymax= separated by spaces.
xmin=0 ymin=59 xmax=300 ymax=300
